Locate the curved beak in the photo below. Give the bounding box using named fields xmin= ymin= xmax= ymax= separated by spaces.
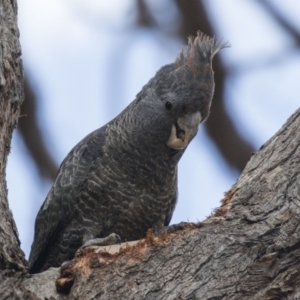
xmin=166 ymin=111 xmax=202 ymax=150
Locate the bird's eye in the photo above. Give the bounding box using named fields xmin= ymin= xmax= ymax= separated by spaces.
xmin=165 ymin=101 xmax=172 ymax=110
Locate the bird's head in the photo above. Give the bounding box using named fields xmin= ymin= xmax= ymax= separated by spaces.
xmin=123 ymin=31 xmax=227 ymax=152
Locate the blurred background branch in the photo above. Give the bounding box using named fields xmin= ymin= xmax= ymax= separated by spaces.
xmin=175 ymin=0 xmax=255 ymax=172
xmin=259 ymin=0 xmax=300 ymax=45
xmin=19 ymin=78 xmax=58 ymax=182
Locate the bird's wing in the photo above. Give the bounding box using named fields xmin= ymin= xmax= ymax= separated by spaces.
xmin=164 ymin=170 xmax=178 ymax=226
xmin=28 ymin=126 xmax=107 ymax=272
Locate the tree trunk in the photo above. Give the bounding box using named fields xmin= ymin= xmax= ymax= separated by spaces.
xmin=1 ymin=0 xmax=300 ymax=299
xmin=0 ymin=0 xmax=24 ymax=279
xmin=0 ymin=0 xmax=35 ymax=298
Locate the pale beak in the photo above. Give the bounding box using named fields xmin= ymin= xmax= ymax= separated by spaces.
xmin=166 ymin=111 xmax=202 ymax=150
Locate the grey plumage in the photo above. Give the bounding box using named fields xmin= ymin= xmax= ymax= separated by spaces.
xmin=28 ymin=31 xmax=226 ymax=273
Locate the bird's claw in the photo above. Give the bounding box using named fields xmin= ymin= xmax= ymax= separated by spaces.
xmin=157 ymin=221 xmax=190 ymax=235
xmin=75 ymin=233 xmax=122 ymax=257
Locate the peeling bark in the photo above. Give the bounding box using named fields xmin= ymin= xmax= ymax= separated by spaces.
xmin=1 ymin=0 xmax=300 ymax=299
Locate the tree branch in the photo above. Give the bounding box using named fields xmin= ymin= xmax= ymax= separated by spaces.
xmin=18 ymin=77 xmax=58 ymax=182
xmin=2 ymin=0 xmax=300 ymax=298
xmin=259 ymin=0 xmax=300 ymax=46
xmin=22 ymin=107 xmax=300 ymax=299
xmin=136 ymin=0 xmax=156 ymax=28
xmin=0 ymin=0 xmax=27 ymax=273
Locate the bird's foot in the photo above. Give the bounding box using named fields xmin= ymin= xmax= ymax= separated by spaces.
xmin=155 ymin=221 xmax=190 ymax=236
xmin=60 ymin=260 xmax=75 ymax=273
xmin=75 ymin=233 xmax=121 ymax=257
xmin=82 ymin=233 xmax=122 ymax=248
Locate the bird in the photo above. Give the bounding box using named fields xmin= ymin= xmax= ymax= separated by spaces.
xmin=28 ymin=31 xmax=226 ymax=273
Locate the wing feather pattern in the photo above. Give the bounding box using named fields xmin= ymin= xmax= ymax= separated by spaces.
xmin=28 ymin=126 xmax=107 ymax=273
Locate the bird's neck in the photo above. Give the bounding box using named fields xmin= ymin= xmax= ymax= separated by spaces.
xmin=105 ymin=119 xmax=183 ymax=169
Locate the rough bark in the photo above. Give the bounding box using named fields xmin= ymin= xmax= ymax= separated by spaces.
xmin=44 ymin=108 xmax=299 ymax=300
xmin=2 ymin=0 xmax=300 ymax=299
xmin=0 ymin=0 xmax=32 ymax=298
xmin=0 ymin=0 xmax=26 ymax=272
xmin=6 ymin=108 xmax=300 ymax=300
xmin=28 ymin=107 xmax=300 ymax=300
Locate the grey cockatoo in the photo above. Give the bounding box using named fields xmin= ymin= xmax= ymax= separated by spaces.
xmin=28 ymin=31 xmax=226 ymax=273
